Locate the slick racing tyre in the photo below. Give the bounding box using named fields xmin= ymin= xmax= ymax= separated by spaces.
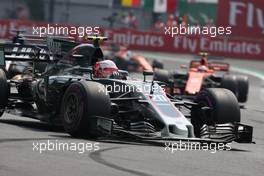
xmin=191 ymin=88 xmax=240 ymax=137
xmin=0 ymin=69 xmax=8 ymax=117
xmin=154 ymin=69 xmax=171 ymax=83
xmin=152 ymin=60 xmax=164 ymax=69
xmin=61 ymin=81 xmax=111 ymax=138
xmin=220 ymin=75 xmax=238 ymax=98
xmin=236 ymin=76 xmax=249 ymax=103
xmin=35 ymin=63 xmax=48 ymax=73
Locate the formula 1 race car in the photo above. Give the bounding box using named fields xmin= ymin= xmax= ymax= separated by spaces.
xmin=0 ymin=37 xmax=253 ymax=144
xmin=102 ymin=44 xmax=163 ymax=73
xmin=154 ymin=52 xmax=249 ymax=103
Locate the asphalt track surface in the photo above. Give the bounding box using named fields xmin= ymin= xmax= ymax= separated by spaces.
xmin=1 ymin=52 xmax=264 ymax=176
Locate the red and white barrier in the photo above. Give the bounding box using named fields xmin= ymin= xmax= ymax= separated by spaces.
xmin=0 ymin=19 xmax=263 ymax=60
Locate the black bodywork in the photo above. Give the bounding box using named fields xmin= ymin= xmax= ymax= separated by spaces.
xmin=0 ymin=38 xmax=253 ymax=145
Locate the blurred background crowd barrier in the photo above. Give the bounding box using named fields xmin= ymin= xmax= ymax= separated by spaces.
xmin=0 ymin=0 xmax=263 ymax=60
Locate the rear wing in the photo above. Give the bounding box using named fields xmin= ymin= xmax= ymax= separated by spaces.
xmin=0 ymin=43 xmax=51 ymax=68
xmin=0 ymin=37 xmax=79 ymax=66
xmin=208 ymin=61 xmax=230 ymax=72
xmin=190 ymin=60 xmax=230 ymax=72
xmin=0 ymin=35 xmax=108 ymax=69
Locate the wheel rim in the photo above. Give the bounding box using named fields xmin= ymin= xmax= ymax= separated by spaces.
xmin=64 ymin=94 xmax=80 ymax=124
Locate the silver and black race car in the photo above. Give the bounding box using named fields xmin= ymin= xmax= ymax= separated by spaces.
xmin=0 ymin=36 xmax=253 ymax=144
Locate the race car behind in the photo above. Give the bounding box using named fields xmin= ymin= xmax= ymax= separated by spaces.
xmin=154 ymin=52 xmax=249 ymax=103
xmin=102 ymin=43 xmax=163 ymax=73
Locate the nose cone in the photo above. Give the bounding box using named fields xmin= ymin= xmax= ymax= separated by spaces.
xmin=173 ymin=123 xmax=189 ymax=136
xmin=160 ymin=116 xmax=195 ymax=138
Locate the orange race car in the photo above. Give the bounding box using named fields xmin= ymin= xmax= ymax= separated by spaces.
xmin=154 ymin=52 xmax=249 ymax=103
xmin=102 ymin=44 xmax=163 ymax=73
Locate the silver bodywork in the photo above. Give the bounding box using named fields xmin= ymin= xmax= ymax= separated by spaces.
xmin=113 ymin=79 xmax=195 ymax=138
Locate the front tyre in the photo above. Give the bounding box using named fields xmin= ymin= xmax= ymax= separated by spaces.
xmin=0 ymin=69 xmax=8 ymax=117
xmin=236 ymin=76 xmax=249 ymax=103
xmin=191 ymin=88 xmax=240 ymax=137
xmin=61 ymin=81 xmax=111 ymax=138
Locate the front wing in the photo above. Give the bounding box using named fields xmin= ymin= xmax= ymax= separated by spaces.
xmin=91 ymin=116 xmax=253 ymax=144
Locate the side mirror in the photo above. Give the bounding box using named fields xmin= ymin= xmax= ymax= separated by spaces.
xmin=143 ymin=70 xmax=153 ymax=82
xmin=143 ymin=70 xmax=154 ymax=76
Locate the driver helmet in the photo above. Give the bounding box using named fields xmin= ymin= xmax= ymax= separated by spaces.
xmin=200 ymin=57 xmax=208 ymax=66
xmin=197 ymin=65 xmax=208 ymax=72
xmin=94 ymin=60 xmax=118 ymax=78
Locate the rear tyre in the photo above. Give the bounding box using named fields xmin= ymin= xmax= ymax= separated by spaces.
xmin=154 ymin=69 xmax=170 ymax=83
xmin=61 ymin=81 xmax=111 ymax=138
xmin=236 ymin=76 xmax=249 ymax=103
xmin=220 ymin=75 xmax=238 ymax=97
xmin=0 ymin=69 xmax=8 ymax=117
xmin=191 ymin=88 xmax=240 ymax=137
xmin=35 ymin=63 xmax=48 ymax=73
xmin=152 ymin=60 xmax=164 ymax=69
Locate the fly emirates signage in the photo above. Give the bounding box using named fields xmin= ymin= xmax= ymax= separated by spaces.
xmin=0 ymin=20 xmax=263 ymax=60
xmin=104 ymin=29 xmax=263 ymax=59
xmin=217 ymin=0 xmax=264 ymax=38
